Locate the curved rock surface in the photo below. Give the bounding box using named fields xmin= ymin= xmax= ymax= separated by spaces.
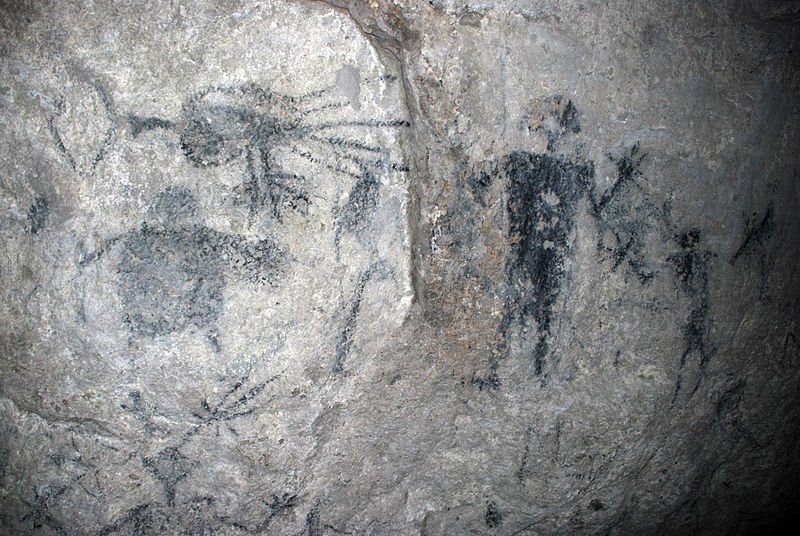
xmin=1 ymin=1 xmax=798 ymax=534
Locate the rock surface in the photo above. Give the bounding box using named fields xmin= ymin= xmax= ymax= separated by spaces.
xmin=1 ymin=1 xmax=798 ymax=534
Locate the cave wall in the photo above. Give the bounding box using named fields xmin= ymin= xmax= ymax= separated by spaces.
xmin=1 ymin=1 xmax=798 ymax=534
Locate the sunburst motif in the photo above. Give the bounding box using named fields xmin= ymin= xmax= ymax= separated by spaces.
xmin=129 ymin=82 xmax=409 ymax=225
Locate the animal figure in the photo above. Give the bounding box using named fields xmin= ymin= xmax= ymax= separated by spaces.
xmin=82 ymin=186 xmax=285 ymax=350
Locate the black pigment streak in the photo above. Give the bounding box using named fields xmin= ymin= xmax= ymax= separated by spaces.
xmin=173 ymin=83 xmax=310 ymax=222
xmin=333 ymin=268 xmax=372 ymax=373
xmin=97 ymin=496 xmax=235 ymax=535
xmin=22 ymin=76 xmax=414 ymax=535
xmin=122 ymin=81 xmax=409 ymax=363
xmin=730 ymin=201 xmax=776 ymax=300
xmin=499 ymin=151 xmax=593 ymax=384
xmin=588 ymin=142 xmax=658 ymax=284
xmin=47 ymin=102 xmax=75 ymax=170
xmin=517 ymin=426 xmax=534 ymax=483
xmin=48 ymin=80 xmax=116 ymax=175
xmin=312 ymin=118 xmax=410 ymax=129
xmin=517 ymin=443 xmax=531 ymax=482
xmin=20 ymin=485 xmax=68 ymax=535
xmin=731 ymin=202 xmax=774 ymax=263
xmin=518 ymin=418 xmax=601 ymax=488
xmin=592 ymin=143 xmax=645 ymax=212
xmin=668 ymin=228 xmax=715 ymax=406
xmin=472 ymin=360 xmax=501 ymax=391
xmin=560 ymin=100 xmax=581 ymax=134
xmin=226 ymin=493 xmax=299 ymax=533
xmin=27 ymin=194 xmax=48 ymax=234
xmin=267 ymin=493 xmax=298 ymax=518
xmin=582 ymin=140 xmax=717 ymax=404
xmin=16 ymin=436 xmax=109 ymax=534
xmin=554 ymin=418 xmax=563 ymax=458
xmin=141 ymin=446 xmax=192 ymax=506
xmin=485 ymin=501 xmax=503 ymax=528
xmin=242 ymin=147 xmax=311 ymax=223
xmin=461 ymin=125 xmax=712 ymax=402
xmin=120 ymin=390 xmax=161 ymax=433
xmin=128 ymin=115 xmax=174 ymax=137
xmin=89 ymin=83 xmax=116 ymax=169
xmin=185 ymin=369 xmax=284 ymax=442
xmin=782 ymin=331 xmax=798 ymax=367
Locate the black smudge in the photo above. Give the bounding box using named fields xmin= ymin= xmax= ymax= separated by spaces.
xmin=128 ymin=115 xmax=174 ymax=137
xmin=560 ymin=99 xmax=581 ymax=134
xmin=332 ymin=269 xmax=372 ymax=373
xmin=336 ymin=167 xmax=380 ymax=237
xmin=485 ymin=501 xmax=502 ymax=528
xmin=731 ymin=202 xmax=774 ymax=263
xmin=27 ymin=194 xmax=48 ymax=234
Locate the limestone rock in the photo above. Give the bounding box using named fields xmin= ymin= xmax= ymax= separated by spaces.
xmin=1 ymin=1 xmax=798 ymax=534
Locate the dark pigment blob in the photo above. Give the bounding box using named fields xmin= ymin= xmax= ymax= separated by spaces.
xmin=466 ymin=159 xmax=495 ymax=207
xmin=589 ymin=498 xmax=605 ymax=511
xmin=525 ymin=95 xmax=582 ymax=151
xmin=485 ymin=501 xmax=503 ymax=527
xmin=27 ymin=194 xmax=48 ymax=234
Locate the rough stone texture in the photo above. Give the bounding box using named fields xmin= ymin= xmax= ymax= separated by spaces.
xmin=1 ymin=1 xmax=798 ymax=534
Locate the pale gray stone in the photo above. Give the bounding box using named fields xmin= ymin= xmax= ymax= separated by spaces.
xmin=1 ymin=1 xmax=798 ymax=534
